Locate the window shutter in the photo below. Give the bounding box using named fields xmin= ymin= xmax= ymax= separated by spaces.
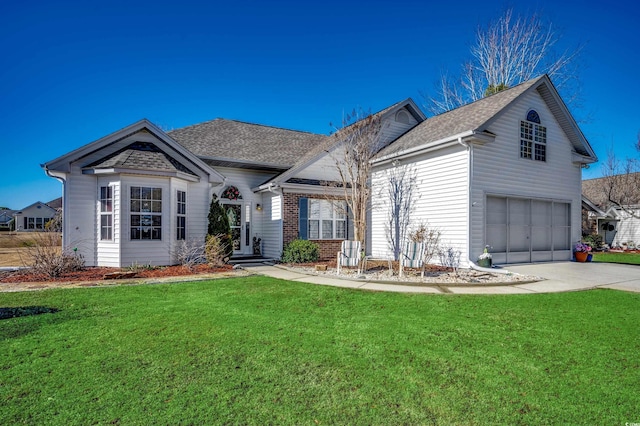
xmin=298 ymin=198 xmax=308 ymax=240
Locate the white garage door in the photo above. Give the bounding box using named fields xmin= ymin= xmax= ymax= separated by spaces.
xmin=486 ymin=196 xmax=572 ymax=264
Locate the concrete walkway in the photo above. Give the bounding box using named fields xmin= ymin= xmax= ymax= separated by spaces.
xmin=242 ymin=262 xmax=640 ymax=294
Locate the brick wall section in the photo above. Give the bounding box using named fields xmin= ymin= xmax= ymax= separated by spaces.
xmin=282 ymin=191 xmax=345 ymax=261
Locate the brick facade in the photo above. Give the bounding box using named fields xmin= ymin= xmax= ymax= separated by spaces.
xmin=282 ymin=191 xmax=345 ymax=261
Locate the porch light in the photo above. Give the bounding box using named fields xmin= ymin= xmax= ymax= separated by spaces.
xmin=256 ymin=204 xmax=262 ymax=211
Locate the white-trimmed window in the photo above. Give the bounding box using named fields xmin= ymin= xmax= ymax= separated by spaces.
xmin=176 ymin=190 xmax=186 ymax=240
xmin=130 ymin=186 xmax=162 ymax=240
xmin=100 ymin=186 xmax=113 ymax=240
xmin=308 ymin=199 xmax=347 ymax=240
xmin=520 ymin=110 xmax=546 ymax=162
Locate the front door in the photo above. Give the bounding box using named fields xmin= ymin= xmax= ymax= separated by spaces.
xmin=223 ymin=202 xmax=243 ymax=255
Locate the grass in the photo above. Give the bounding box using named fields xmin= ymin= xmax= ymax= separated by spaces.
xmin=1 ymin=277 xmax=639 ymax=424
xmin=591 ymin=251 xmax=640 ymax=265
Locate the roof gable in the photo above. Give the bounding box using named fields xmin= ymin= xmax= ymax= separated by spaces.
xmin=374 ymin=75 xmax=596 ymax=164
xmin=83 ymin=142 xmax=199 ymax=177
xmin=43 ymin=120 xmax=224 ymax=184
xmin=257 ymin=98 xmax=426 ymax=189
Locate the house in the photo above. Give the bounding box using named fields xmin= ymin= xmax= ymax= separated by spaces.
xmin=582 ymin=174 xmax=640 ymax=248
xmin=0 ymin=209 xmax=16 ymax=230
xmin=370 ymin=74 xmax=596 ymax=266
xmin=43 ymin=74 xmax=596 ymax=268
xmin=13 ymin=201 xmax=58 ymax=231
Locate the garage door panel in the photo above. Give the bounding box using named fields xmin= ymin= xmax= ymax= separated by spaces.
xmin=486 ymin=196 xmax=571 ymax=264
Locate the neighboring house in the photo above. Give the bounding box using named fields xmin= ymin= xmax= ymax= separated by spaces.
xmin=0 ymin=209 xmax=16 ymax=230
xmin=582 ymin=175 xmax=640 ymax=248
xmin=43 ymin=74 xmax=596 ymax=268
xmin=13 ymin=202 xmax=58 ymax=232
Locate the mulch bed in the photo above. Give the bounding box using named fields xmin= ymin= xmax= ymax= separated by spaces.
xmin=0 ymin=264 xmax=233 ymax=284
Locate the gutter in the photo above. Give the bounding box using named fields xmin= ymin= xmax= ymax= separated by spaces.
xmin=372 ymin=130 xmax=476 ymax=166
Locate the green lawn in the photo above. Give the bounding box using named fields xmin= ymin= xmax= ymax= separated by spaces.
xmin=591 ymin=251 xmax=640 ymax=265
xmin=1 ymin=277 xmax=639 ymax=425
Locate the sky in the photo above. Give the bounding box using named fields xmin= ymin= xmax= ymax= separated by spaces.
xmin=1 ymin=0 xmax=639 ymax=209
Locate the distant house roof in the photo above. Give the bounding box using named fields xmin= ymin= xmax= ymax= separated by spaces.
xmin=582 ymin=173 xmax=640 ymax=208
xmin=46 ymin=197 xmax=62 ymax=210
xmin=374 ymin=75 xmax=596 ymax=163
xmin=168 ymin=119 xmax=328 ymax=170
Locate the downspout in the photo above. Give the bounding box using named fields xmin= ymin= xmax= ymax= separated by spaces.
xmin=43 ymin=165 xmax=68 ymax=248
xmin=456 ymin=138 xmax=511 ymax=274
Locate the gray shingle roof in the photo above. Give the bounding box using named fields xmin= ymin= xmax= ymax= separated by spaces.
xmin=84 ymin=142 xmax=198 ymax=176
xmin=168 ymin=119 xmax=328 ymax=169
xmin=375 ymin=76 xmax=544 ymax=160
xmin=582 ymin=173 xmax=640 ymax=207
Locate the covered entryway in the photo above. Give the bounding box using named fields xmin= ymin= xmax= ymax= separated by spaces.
xmin=486 ymin=196 xmax=572 ymax=264
xmin=220 ymin=186 xmax=251 ymax=256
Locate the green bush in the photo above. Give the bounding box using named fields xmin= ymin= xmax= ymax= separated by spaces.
xmin=583 ymin=233 xmax=604 ymax=250
xmin=281 ymin=239 xmax=320 ymax=263
xmin=207 ymin=194 xmax=232 ymax=260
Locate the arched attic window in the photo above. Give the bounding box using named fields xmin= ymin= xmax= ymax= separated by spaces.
xmin=395 ymin=110 xmax=410 ymax=124
xmin=221 ymin=186 xmax=242 ymax=200
xmin=520 ymin=109 xmax=546 ymax=162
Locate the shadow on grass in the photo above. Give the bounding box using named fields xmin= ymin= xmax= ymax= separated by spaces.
xmin=0 ymin=306 xmax=59 ymax=320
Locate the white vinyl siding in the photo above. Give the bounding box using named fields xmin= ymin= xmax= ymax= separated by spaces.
xmin=612 ymin=208 xmax=640 ymax=247
xmin=469 ymin=89 xmax=581 ymax=263
xmin=262 ymin=193 xmax=283 ymax=259
xmin=293 ymin=107 xmax=419 ymax=182
xmin=371 ymin=144 xmax=470 ymax=266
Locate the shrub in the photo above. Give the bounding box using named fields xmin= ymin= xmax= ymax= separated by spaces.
xmin=205 ymin=234 xmax=229 ymax=267
xmin=174 ymin=239 xmax=207 ymax=270
xmin=410 ymin=222 xmax=441 ymax=265
xmin=438 ymin=246 xmax=461 ymax=275
xmin=583 ymin=233 xmax=604 ymax=250
xmin=22 ymin=233 xmax=84 ymax=278
xmin=281 ymin=239 xmax=320 ymax=263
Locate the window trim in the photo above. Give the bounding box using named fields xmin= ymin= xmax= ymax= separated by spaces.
xmin=176 ymin=190 xmax=186 ymax=241
xmin=307 ymin=199 xmax=347 ymax=240
xmin=99 ymin=186 xmax=114 ymax=241
xmin=130 ymin=186 xmax=163 ymax=241
xmin=520 ymin=112 xmax=546 ymax=162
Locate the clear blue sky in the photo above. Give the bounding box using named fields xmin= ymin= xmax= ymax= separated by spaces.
xmin=1 ymin=0 xmax=638 ymax=209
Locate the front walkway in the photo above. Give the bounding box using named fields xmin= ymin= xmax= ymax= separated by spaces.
xmin=242 ymin=262 xmax=640 ymax=294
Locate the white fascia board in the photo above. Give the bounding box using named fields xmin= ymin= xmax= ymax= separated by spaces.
xmin=279 ymin=183 xmax=344 ymax=196
xmin=372 ymin=131 xmax=477 ymax=166
xmin=82 ymin=168 xmax=201 ymax=182
xmin=572 ymin=152 xmax=597 ymax=165
xmin=43 ymin=119 xmax=155 ymax=172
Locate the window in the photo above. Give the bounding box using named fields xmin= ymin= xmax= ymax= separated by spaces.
xmin=520 ymin=110 xmax=546 ymax=161
xmin=130 ymin=186 xmax=162 ymax=240
xmin=308 ymin=199 xmax=347 ymax=240
xmin=100 ymin=186 xmax=113 ymax=240
xmin=176 ymin=190 xmax=186 ymax=240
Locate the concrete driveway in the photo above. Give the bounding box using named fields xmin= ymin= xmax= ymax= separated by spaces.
xmin=506 ymin=262 xmax=640 ymax=293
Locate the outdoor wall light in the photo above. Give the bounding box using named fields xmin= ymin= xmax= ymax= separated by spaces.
xmin=256 ymin=204 xmax=262 ymax=211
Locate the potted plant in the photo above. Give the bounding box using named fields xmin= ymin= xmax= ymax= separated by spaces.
xmin=477 ymin=245 xmax=492 ymax=268
xmin=574 ymin=242 xmax=592 ymax=262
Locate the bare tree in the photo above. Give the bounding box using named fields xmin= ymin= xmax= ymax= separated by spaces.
xmin=329 ymin=109 xmax=384 ymax=249
xmin=599 ymin=133 xmax=640 ymax=219
xmin=381 ymin=161 xmax=420 ymax=260
xmin=426 ymin=8 xmax=584 ymax=115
